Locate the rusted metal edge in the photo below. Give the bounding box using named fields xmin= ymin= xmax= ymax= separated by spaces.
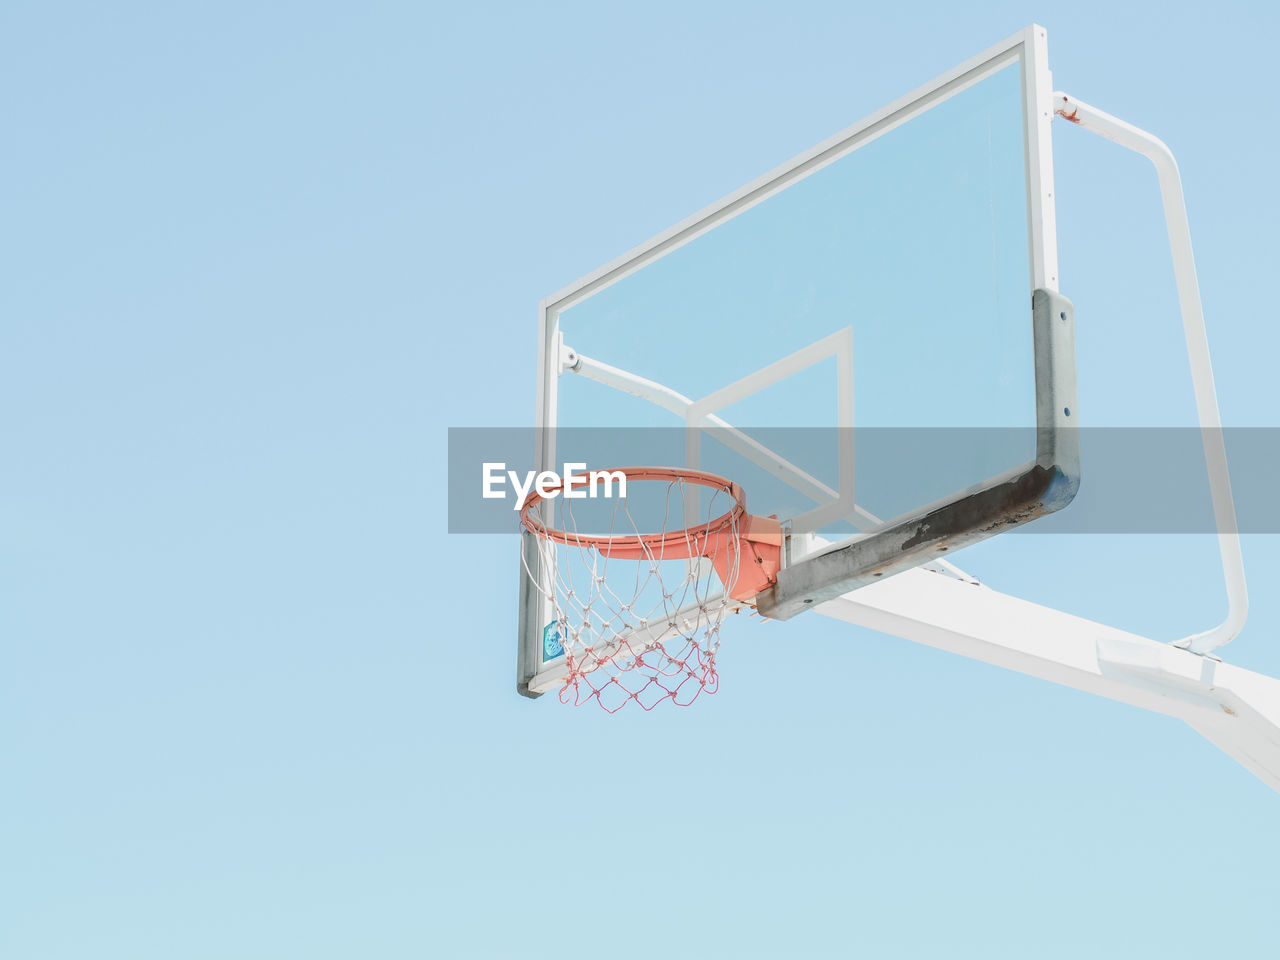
xmin=756 ymin=288 xmax=1079 ymax=620
xmin=755 ymin=460 xmax=1078 ymax=619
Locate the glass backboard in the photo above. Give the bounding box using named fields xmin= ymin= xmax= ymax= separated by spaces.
xmin=518 ymin=26 xmax=1075 ymax=697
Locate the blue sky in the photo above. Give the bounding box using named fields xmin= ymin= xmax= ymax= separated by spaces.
xmin=4 ymin=2 xmax=1279 ymax=958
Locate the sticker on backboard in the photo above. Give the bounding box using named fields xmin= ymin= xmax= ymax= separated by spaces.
xmin=542 ymin=621 xmax=565 ymax=662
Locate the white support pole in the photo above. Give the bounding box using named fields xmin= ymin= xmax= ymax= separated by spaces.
xmin=1053 ymin=92 xmax=1248 ymax=656
xmin=816 ymin=568 xmax=1280 ymax=792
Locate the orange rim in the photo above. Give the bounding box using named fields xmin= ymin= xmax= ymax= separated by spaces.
xmin=518 ymin=466 xmax=747 ymax=560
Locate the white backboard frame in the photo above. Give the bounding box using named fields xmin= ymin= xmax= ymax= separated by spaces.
xmin=518 ymin=25 xmax=1062 ymax=697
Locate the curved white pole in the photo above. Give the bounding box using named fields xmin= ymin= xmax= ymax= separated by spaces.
xmin=1054 ymin=92 xmax=1247 ymax=655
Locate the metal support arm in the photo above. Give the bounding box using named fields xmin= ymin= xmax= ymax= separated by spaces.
xmin=1054 ymin=92 xmax=1248 ymax=655
xmin=815 ymin=566 xmax=1280 ymax=793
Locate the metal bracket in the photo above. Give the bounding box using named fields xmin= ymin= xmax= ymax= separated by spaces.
xmin=755 ymin=288 xmax=1079 ymax=619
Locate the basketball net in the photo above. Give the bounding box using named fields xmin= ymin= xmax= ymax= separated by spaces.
xmin=520 ymin=468 xmax=781 ymax=712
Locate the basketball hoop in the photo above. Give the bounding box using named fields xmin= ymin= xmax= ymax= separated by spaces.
xmin=519 ymin=467 xmax=782 ymax=711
